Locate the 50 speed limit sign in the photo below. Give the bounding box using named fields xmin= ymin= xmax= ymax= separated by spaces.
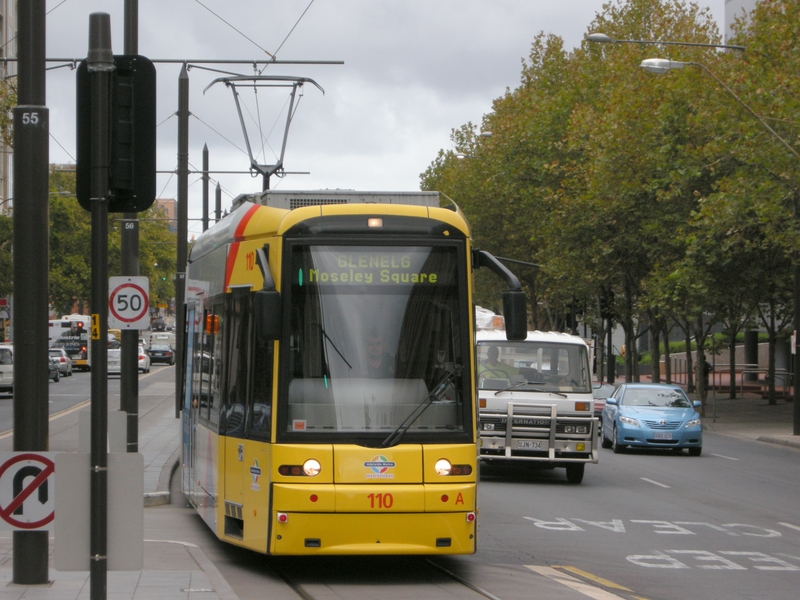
xmin=109 ymin=276 xmax=150 ymax=330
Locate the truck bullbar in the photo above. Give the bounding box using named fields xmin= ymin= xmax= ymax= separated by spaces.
xmin=479 ymin=402 xmax=598 ymax=464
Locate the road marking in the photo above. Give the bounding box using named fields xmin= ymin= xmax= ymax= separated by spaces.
xmin=641 ymin=478 xmax=670 ymax=488
xmin=0 ymin=399 xmax=91 ymax=440
xmin=526 ymin=566 xmax=632 ymax=599
xmin=711 ymin=453 xmax=739 ymax=460
xmin=779 ymin=522 xmax=800 ymax=533
xmin=554 ymin=566 xmax=632 ymax=591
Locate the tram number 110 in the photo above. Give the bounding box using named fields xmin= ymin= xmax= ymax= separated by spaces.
xmin=367 ymin=493 xmax=394 ymax=509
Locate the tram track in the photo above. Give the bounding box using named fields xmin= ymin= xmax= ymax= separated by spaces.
xmin=265 ymin=556 xmax=505 ymax=600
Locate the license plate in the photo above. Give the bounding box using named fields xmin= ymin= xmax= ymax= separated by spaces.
xmin=109 ymin=361 xmax=120 ymax=368
xmin=654 ymin=432 xmax=673 ymax=440
xmin=517 ymin=440 xmax=543 ymax=450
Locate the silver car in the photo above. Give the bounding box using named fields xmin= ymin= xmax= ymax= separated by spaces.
xmin=48 ymin=347 xmax=73 ymax=376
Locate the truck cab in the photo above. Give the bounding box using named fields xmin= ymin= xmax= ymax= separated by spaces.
xmin=476 ymin=329 xmax=598 ymax=483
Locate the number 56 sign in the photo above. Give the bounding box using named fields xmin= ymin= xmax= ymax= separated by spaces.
xmin=109 ymin=276 xmax=150 ymax=330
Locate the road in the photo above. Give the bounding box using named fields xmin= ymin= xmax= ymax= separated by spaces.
xmin=3 ymin=372 xmax=800 ymax=599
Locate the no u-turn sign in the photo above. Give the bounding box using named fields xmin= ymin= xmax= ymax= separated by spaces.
xmin=0 ymin=453 xmax=57 ymax=530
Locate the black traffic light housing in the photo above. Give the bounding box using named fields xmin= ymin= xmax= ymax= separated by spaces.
xmin=76 ymin=54 xmax=156 ymax=213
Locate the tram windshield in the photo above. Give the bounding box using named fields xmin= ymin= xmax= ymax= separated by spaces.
xmin=282 ymin=243 xmax=469 ymax=440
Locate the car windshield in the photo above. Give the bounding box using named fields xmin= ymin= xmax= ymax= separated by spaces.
xmin=476 ymin=340 xmax=591 ymax=393
xmin=150 ymin=344 xmax=171 ymax=351
xmin=48 ymin=350 xmax=62 ymax=357
xmin=621 ymin=387 xmax=691 ymax=408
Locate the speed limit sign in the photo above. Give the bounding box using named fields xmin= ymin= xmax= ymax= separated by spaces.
xmin=108 ymin=276 xmax=150 ymax=329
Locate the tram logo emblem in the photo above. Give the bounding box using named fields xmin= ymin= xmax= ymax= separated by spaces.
xmin=250 ymin=459 xmax=262 ymax=491
xmin=364 ymin=455 xmax=395 ymax=479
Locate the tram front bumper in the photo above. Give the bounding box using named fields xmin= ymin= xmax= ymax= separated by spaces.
xmin=270 ymin=483 xmax=477 ymax=555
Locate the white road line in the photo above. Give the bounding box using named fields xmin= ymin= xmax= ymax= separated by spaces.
xmin=711 ymin=453 xmax=739 ymax=460
xmin=526 ymin=566 xmax=628 ymax=600
xmin=641 ymin=478 xmax=670 ymax=488
xmin=779 ymin=522 xmax=800 ymax=533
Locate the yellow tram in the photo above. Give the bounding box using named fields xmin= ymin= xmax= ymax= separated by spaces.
xmin=181 ymin=191 xmax=526 ymax=555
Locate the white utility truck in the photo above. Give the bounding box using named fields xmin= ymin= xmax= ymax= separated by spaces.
xmin=476 ymin=321 xmax=598 ymax=483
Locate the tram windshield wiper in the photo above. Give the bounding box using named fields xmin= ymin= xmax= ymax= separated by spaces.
xmin=379 ymin=365 xmax=463 ymax=449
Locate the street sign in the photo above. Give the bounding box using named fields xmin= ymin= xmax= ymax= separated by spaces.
xmin=0 ymin=453 xmax=56 ymax=530
xmin=109 ymin=276 xmax=150 ymax=330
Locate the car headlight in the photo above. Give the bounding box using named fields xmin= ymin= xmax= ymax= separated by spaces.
xmin=619 ymin=415 xmax=640 ymax=427
xmin=685 ymin=418 xmax=702 ymax=428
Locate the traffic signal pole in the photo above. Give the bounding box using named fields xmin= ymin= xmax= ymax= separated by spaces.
xmin=12 ymin=0 xmax=49 ymax=584
xmin=121 ymin=0 xmax=140 ymax=453
xmin=87 ymin=13 xmax=113 ymax=599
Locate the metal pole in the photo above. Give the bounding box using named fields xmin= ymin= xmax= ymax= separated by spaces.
xmin=12 ymin=0 xmax=49 ymax=584
xmin=215 ymin=182 xmax=221 ymax=222
xmin=175 ymin=65 xmax=189 ymax=417
xmin=87 ymin=13 xmax=113 ymax=599
xmin=121 ymin=0 xmax=140 ymax=453
xmin=202 ymin=143 xmax=209 ymax=232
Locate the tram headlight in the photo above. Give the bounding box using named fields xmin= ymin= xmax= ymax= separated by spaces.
xmin=432 ymin=460 xmax=473 ymax=476
xmin=434 ymin=459 xmax=452 ymax=476
xmin=303 ymin=459 xmax=321 ymax=477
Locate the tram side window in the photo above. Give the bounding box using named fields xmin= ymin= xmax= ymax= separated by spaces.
xmin=248 ymin=335 xmax=273 ymax=438
xmin=222 ymin=290 xmax=249 ymax=437
xmin=201 ymin=298 xmax=224 ymax=428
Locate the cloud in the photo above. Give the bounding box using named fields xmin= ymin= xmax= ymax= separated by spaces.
xmin=40 ymin=0 xmax=725 ymax=232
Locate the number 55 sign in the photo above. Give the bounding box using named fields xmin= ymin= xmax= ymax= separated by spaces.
xmin=109 ymin=276 xmax=150 ymax=330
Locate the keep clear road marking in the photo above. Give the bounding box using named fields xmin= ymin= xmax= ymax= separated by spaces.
xmin=526 ymin=566 xmax=641 ymax=600
xmin=641 ymin=477 xmax=670 ymax=488
xmin=711 ymin=453 xmax=739 ymax=460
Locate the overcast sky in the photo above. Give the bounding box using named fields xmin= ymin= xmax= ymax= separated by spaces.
xmin=43 ymin=1 xmax=725 ymax=239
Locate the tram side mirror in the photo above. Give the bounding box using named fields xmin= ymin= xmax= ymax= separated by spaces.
xmin=503 ymin=289 xmax=527 ymax=341
xmin=254 ymin=289 xmax=282 ymax=341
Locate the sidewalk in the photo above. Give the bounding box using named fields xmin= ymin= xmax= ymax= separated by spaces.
xmin=0 ymin=399 xmax=240 ymax=600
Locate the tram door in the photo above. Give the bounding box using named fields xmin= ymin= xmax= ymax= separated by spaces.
xmin=222 ymin=289 xmax=252 ymax=533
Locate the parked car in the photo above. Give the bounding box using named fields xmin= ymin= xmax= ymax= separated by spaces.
xmin=0 ymin=344 xmax=12 ymax=395
xmin=601 ymin=383 xmax=702 ymax=455
xmin=592 ymin=382 xmax=616 ymax=433
xmin=49 ymin=347 xmax=73 ymax=377
xmin=48 ymin=356 xmax=60 ymax=382
xmin=138 ymin=345 xmax=151 ymax=373
xmin=147 ymin=343 xmax=175 ymax=365
xmin=107 ymin=348 xmax=122 ymax=376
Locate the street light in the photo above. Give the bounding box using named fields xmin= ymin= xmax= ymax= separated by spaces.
xmin=641 ymin=56 xmax=800 ymax=432
xmin=586 ymin=32 xmax=745 ymax=51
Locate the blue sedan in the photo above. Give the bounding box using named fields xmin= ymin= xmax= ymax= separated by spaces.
xmin=601 ymin=383 xmax=702 ymax=456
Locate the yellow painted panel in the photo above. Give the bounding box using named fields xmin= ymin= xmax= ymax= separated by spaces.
xmin=223 ymin=437 xmax=244 ymax=506
xmin=240 ymin=443 xmax=271 ymax=551
xmin=273 ymin=483 xmax=336 ymax=512
xmin=271 ymin=444 xmax=334 ymax=484
xmin=335 ymin=484 xmax=425 ymax=512
xmin=270 ymin=512 xmax=476 ymax=555
xmin=424 ymin=484 xmax=476 ymax=512
xmin=422 ymin=444 xmax=478 ymax=483
xmin=334 ymin=445 xmax=423 ymax=483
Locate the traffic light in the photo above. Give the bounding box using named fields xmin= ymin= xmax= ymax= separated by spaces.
xmin=76 ymin=55 xmax=156 ymax=213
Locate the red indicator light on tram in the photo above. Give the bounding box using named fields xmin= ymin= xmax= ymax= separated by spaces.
xmin=441 ymin=495 xmax=449 ymax=503
xmin=310 ymin=494 xmax=318 ymax=503
xmin=277 ymin=513 xmax=288 ymax=523
xmin=466 ymin=513 xmax=476 ymax=522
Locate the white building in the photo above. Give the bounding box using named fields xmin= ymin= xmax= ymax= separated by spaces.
xmin=724 ymin=0 xmax=759 ymax=40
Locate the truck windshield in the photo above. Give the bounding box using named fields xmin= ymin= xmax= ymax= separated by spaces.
xmin=477 ymin=340 xmax=591 ymax=393
xmin=281 ymin=243 xmax=469 ymax=442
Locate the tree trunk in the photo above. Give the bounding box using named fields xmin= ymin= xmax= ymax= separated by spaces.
xmin=663 ymin=320 xmax=672 ymax=384
xmin=650 ymin=319 xmax=661 ymax=383
xmin=728 ymin=335 xmax=737 ymax=399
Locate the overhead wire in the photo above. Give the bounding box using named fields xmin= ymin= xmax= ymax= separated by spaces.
xmin=192 ymin=0 xmax=276 ymax=59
